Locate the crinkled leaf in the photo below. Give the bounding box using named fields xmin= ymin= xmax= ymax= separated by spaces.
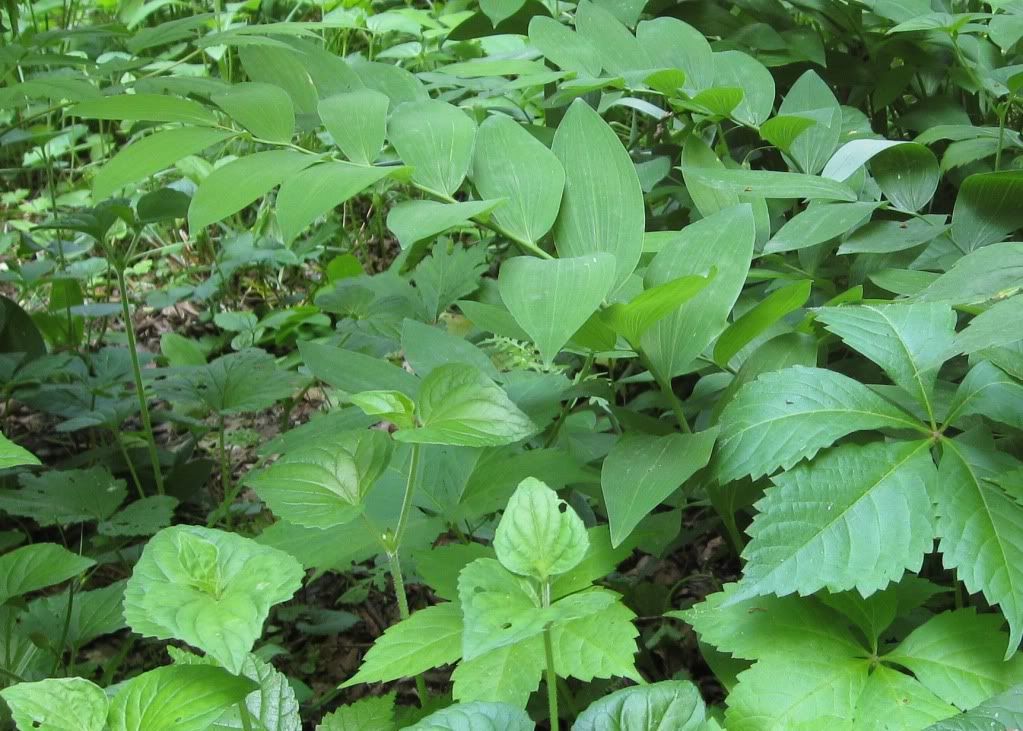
xmin=573 ymin=680 xmax=708 ymax=731
xmin=403 ymin=701 xmax=534 ymax=731
xmin=0 ymin=677 xmax=108 ymax=731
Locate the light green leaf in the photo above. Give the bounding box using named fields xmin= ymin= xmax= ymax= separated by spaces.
xmin=93 ymin=128 xmax=235 ymax=200
xmin=956 ymin=296 xmax=1023 ymax=354
xmin=641 ymin=204 xmax=756 ymax=378
xmin=0 ymin=432 xmax=39 ymax=470
xmin=573 ymin=680 xmax=708 ymax=731
xmin=212 ymin=82 xmax=295 ymax=142
xmin=713 ymin=279 xmax=811 ymax=368
xmin=761 ymin=115 xmax=818 ymax=154
xmin=319 ymin=89 xmax=390 ymax=164
xmin=730 ymin=440 xmax=935 ymax=603
xmin=601 ymin=430 xmax=717 ymax=548
xmin=711 ymin=50 xmax=774 ymax=127
xmin=403 ymin=701 xmax=534 ymax=731
xmin=549 ymin=600 xmax=640 ymax=683
xmin=552 ymin=100 xmax=644 ymax=290
xmin=0 ymin=677 xmax=108 ymax=731
xmin=342 ymin=603 xmax=463 ymax=688
xmin=451 ymin=641 xmax=542 ymax=707
xmin=777 ymin=70 xmax=841 ymax=175
xmin=684 ymin=168 xmax=858 ymax=202
xmin=837 ymin=217 xmax=948 ymax=255
xmin=73 ymin=93 xmax=217 ymax=125
xmin=499 ymin=253 xmax=616 ymax=365
xmin=188 ymin=150 xmax=316 ymax=231
xmin=389 ymin=100 xmax=477 ymax=197
xmin=394 ymin=363 xmax=536 ymax=447
xmin=494 ymin=477 xmax=589 ymax=581
xmin=933 ymin=438 xmax=1023 ymax=658
xmin=0 ymin=543 xmax=95 ymax=605
xmin=602 ymin=272 xmax=712 ymax=346
xmin=816 ymin=303 xmax=956 ymax=410
xmin=888 ymin=609 xmax=1023 ymax=710
xmin=299 ymin=340 xmax=420 ymax=397
xmin=764 ymin=202 xmax=880 ymax=254
xmin=349 ymin=390 xmax=416 ymax=430
xmin=458 ymin=557 xmax=550 ymax=660
xmin=715 ymin=365 xmax=925 ymax=482
xmin=387 ymin=199 xmax=503 ymax=251
xmin=853 ymin=666 xmax=957 ymax=730
xmin=246 ymin=430 xmax=393 ymax=529
xmin=316 ymin=693 xmax=395 ymax=731
xmin=528 ymin=16 xmax=602 ymax=77
xmin=951 ymin=172 xmax=1023 ymax=251
xmin=108 ymin=665 xmax=257 ymax=731
xmin=574 ymin=0 xmax=649 ymax=75
xmin=470 ymin=114 xmax=564 ymax=246
xmin=277 ymin=161 xmax=395 ymax=244
xmin=926 ymin=687 xmax=1023 ymax=730
xmin=123 ymin=525 xmax=304 ymax=674
xmin=916 ymin=243 xmax=1023 ymax=305
xmin=0 ymin=466 xmax=126 ymax=526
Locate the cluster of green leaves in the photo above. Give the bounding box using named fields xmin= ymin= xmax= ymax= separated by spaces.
xmin=3 ymin=0 xmax=1023 ymax=728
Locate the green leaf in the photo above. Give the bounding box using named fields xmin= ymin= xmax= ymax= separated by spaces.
xmin=498 ymin=253 xmax=616 ymax=365
xmin=837 ymin=217 xmax=948 ymax=255
xmin=394 ymin=363 xmax=536 ymax=447
xmin=316 ymin=693 xmax=395 ymax=731
xmin=318 ymin=90 xmax=390 ymax=164
xmin=573 ymin=680 xmax=708 ymax=731
xmin=451 ymin=640 xmax=542 ymax=707
xmin=574 ymin=0 xmax=648 ymax=75
xmin=683 ymin=168 xmax=858 ymax=202
xmin=777 ymin=70 xmax=841 ymax=175
xmin=887 ymin=609 xmax=1023 ymax=710
xmin=0 ymin=678 xmax=108 ymax=731
xmin=816 ymin=303 xmax=956 ymax=410
xmin=387 ymin=199 xmax=503 ymax=251
xmin=761 ymin=115 xmax=818 ymax=153
xmin=401 ymin=318 xmax=497 ymax=380
xmin=853 ymin=666 xmax=957 ymax=730
xmin=494 ymin=476 xmax=589 ymax=581
xmin=528 ymin=16 xmax=602 ymax=76
xmin=549 ymin=600 xmax=640 ymax=682
xmin=764 ymin=202 xmax=880 ymax=254
xmin=389 ymin=100 xmax=477 ymax=197
xmin=602 ymin=272 xmax=713 ymax=346
xmin=730 ymin=440 xmax=935 ymax=603
xmin=246 ymin=430 xmax=393 ymax=529
xmin=188 ymin=150 xmax=316 ymax=231
xmin=916 ymin=243 xmax=1023 ymax=305
xmin=956 ymin=296 xmax=1023 ymax=355
xmin=0 ymin=466 xmax=126 ymax=526
xmin=933 ymin=438 xmax=1023 ymax=658
xmin=108 ymin=665 xmax=257 ymax=731
xmin=277 ymin=161 xmax=395 ymax=244
xmin=161 ymin=332 xmax=206 ymax=366
xmin=342 ymin=603 xmax=463 ymax=687
xmin=123 ymin=525 xmax=304 ymax=674
xmin=715 ymin=365 xmax=925 ymax=482
xmin=349 ymin=390 xmax=416 ymax=429
xmin=403 ymin=701 xmax=534 ymax=731
xmin=947 ymin=361 xmax=1023 ymax=430
xmin=636 ymin=17 xmax=714 ymax=92
xmin=212 ymin=82 xmax=295 ymax=142
xmin=0 ymin=543 xmax=95 ymax=605
xmin=470 ymin=114 xmax=565 ymax=246
xmin=713 ymin=279 xmax=812 ymax=368
xmin=414 ymin=244 xmax=489 ymax=320
xmin=73 ymin=93 xmax=217 ymax=125
xmin=22 ymin=581 xmax=127 ymax=648
xmin=99 ymin=495 xmax=179 ymax=537
xmin=641 ymin=204 xmax=756 ymax=378
xmin=299 ymin=340 xmax=420 ymax=398
xmin=926 ymin=687 xmax=1023 ymax=731
xmin=480 ymin=0 xmax=527 ymax=27
xmin=458 ymin=557 xmax=550 ymax=660
xmin=0 ymin=432 xmax=39 ymax=470
xmin=951 ymin=172 xmax=1023 ymax=251
xmin=601 ymin=430 xmax=717 ymax=548
xmin=93 ymin=128 xmax=235 ymax=200
xmin=711 ymin=50 xmax=775 ymax=127
xmin=871 ymin=143 xmax=941 ymax=212
xmin=552 ymin=100 xmax=644 ymax=290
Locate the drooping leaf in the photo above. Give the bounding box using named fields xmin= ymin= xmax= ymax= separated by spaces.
xmin=0 ymin=543 xmax=95 ymax=605
xmin=212 ymin=82 xmax=295 ymax=142
xmin=601 ymin=272 xmax=713 ymax=346
xmin=389 ymin=100 xmax=477 ymax=197
xmin=0 ymin=678 xmax=108 ymax=731
xmin=715 ymin=365 xmax=925 ymax=482
xmin=573 ymin=680 xmax=708 ymax=731
xmin=386 ymin=199 xmax=503 ymax=251
xmin=713 ymin=279 xmax=812 ymax=368
xmin=123 ymin=525 xmax=304 ymax=674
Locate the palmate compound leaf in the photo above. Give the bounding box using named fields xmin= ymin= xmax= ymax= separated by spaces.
xmin=0 ymin=677 xmax=108 ymax=731
xmin=393 ymin=363 xmax=537 ymax=448
xmin=403 ymin=701 xmax=534 ymax=731
xmin=572 ymin=680 xmax=709 ymax=731
xmin=714 ymin=365 xmax=927 ymax=483
xmin=933 ymin=437 xmax=1023 ymax=659
xmin=245 ymin=429 xmax=393 ymax=529
xmin=124 ymin=525 xmax=304 ymax=675
xmin=728 ymin=440 xmax=936 ymax=604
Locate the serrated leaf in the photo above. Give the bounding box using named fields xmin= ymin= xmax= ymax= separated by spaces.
xmin=715 ymin=365 xmax=925 ymax=482
xmin=552 ymin=100 xmax=644 ymax=290
xmin=22 ymin=580 xmax=127 ymax=648
xmin=853 ymin=666 xmax=957 ymax=730
xmin=816 ymin=303 xmax=956 ymax=411
xmin=394 ymin=363 xmax=536 ymax=447
xmin=108 ymin=665 xmax=257 ymax=731
xmin=413 ymin=244 xmax=488 ymax=320
xmin=731 ymin=440 xmax=935 ymax=602
xmin=549 ymin=600 xmax=640 ymax=682
xmin=319 ymin=90 xmax=389 ymax=165
xmin=602 ymin=430 xmax=717 ymax=548
xmin=403 ymin=701 xmax=534 ymax=731
xmin=0 ymin=543 xmax=95 ymax=605
xmin=316 ymin=693 xmax=395 ymax=731
xmin=494 ymin=477 xmax=589 ymax=581
xmin=389 ymin=100 xmax=477 ymax=197
xmin=946 ymin=361 xmax=1023 ymax=430
xmin=0 ymin=432 xmax=40 ymax=470
xmin=212 ymin=82 xmax=295 ymax=142
xmin=0 ymin=677 xmax=108 ymax=731
xmin=123 ymin=525 xmax=304 ymax=674
xmin=342 ymin=603 xmax=463 ymax=688
xmin=0 ymin=466 xmax=126 ymax=526
xmin=926 ymin=687 xmax=1023 ymax=731
xmin=99 ymin=495 xmax=178 ymax=537
xmin=457 ymin=557 xmax=549 ymax=660
xmin=246 ymin=429 xmax=393 ymax=528
xmin=573 ymin=680 xmax=708 ymax=731
xmin=887 ymin=609 xmax=1023 ymax=709
xmin=451 ymin=640 xmax=542 ymax=707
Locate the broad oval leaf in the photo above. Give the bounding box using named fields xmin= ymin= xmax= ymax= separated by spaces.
xmin=319 ymin=89 xmax=390 ymax=164
xmin=777 ymin=70 xmax=841 ymax=175
xmin=950 ymin=171 xmax=1023 ymax=251
xmin=711 ymin=50 xmax=774 ymax=127
xmin=527 ymin=16 xmax=602 ymax=76
xmin=916 ymin=242 xmax=1023 ymax=304
xmin=387 ymin=199 xmax=503 ymax=251
xmin=0 ymin=677 xmax=108 ymax=731
xmin=573 ymin=680 xmax=708 ymax=731
xmin=764 ymin=202 xmax=881 ymax=254
xmin=212 ymin=82 xmax=295 ymax=142
xmin=123 ymin=525 xmax=304 ymax=674
xmin=404 ymin=701 xmax=534 ymax=731
xmin=636 ymin=17 xmax=713 ymax=92
xmin=0 ymin=543 xmax=95 ymax=605
xmin=389 ymin=100 xmax=477 ymax=197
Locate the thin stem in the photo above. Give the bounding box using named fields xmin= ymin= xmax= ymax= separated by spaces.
xmin=50 ymin=583 xmax=75 ymax=676
xmin=542 ymin=580 xmax=558 ymax=731
xmin=238 ymin=702 xmax=253 ymax=731
xmin=113 ymin=430 xmax=146 ymax=500
xmin=544 ymin=354 xmax=595 ymax=448
xmin=637 ymin=348 xmax=691 ymax=433
xmin=218 ymin=417 xmax=232 ymax=525
xmin=391 ymin=443 xmax=420 ymax=549
xmin=114 ymin=266 xmax=165 ymax=495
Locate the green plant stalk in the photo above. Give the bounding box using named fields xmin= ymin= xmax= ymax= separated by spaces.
xmin=50 ymin=582 xmax=75 ymax=676
xmin=636 ymin=348 xmax=691 ymax=433
xmin=113 ymin=430 xmax=146 ymax=500
xmin=218 ymin=416 xmax=233 ymax=526
xmin=239 ymin=703 xmax=253 ymax=731
xmin=114 ymin=266 xmax=165 ymax=495
xmin=542 ymin=580 xmax=559 ymax=731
